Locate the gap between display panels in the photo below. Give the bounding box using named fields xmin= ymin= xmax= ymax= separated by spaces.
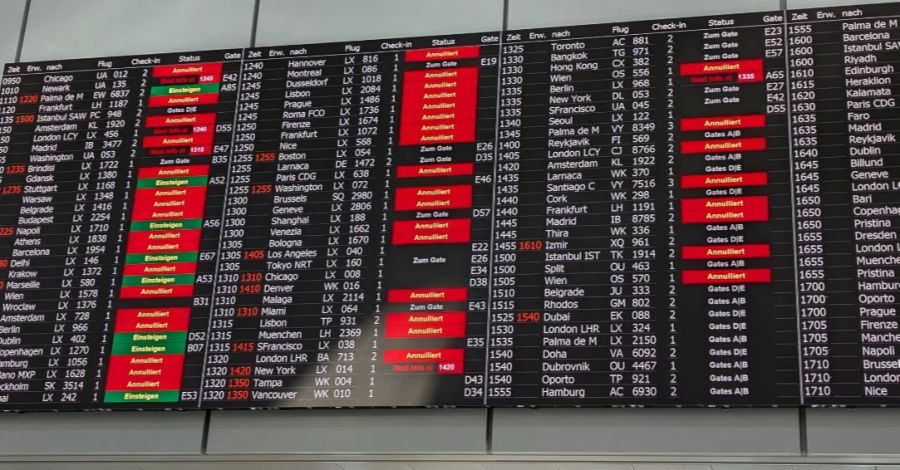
xmin=13 ymin=0 xmax=30 ymax=63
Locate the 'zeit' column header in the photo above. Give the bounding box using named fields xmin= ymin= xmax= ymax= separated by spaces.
xmin=788 ymin=2 xmax=900 ymax=23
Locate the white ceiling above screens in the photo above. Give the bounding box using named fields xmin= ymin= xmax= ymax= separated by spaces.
xmin=254 ymin=0 xmax=504 ymax=46
xmin=505 ymin=0 xmax=782 ymax=29
xmin=18 ymin=0 xmax=255 ymax=62
xmin=0 ymin=0 xmax=26 ymax=66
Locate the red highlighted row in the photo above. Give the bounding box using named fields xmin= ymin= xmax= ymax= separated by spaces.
xmin=137 ymin=164 xmax=208 ymax=179
xmin=681 ymin=171 xmax=767 ymax=189
xmin=399 ymin=67 xmax=478 ymax=146
xmin=123 ymin=261 xmax=198 ymax=276
xmin=682 ymin=268 xmax=771 ymax=285
xmin=680 ymin=58 xmax=763 ymax=83
xmin=396 ymin=163 xmax=473 ymax=179
xmin=681 ymin=195 xmax=768 ymax=224
xmin=383 ymin=349 xmax=463 ymax=363
xmin=405 ymin=46 xmax=479 ymax=62
xmin=125 ymin=229 xmax=201 ymax=255
xmin=680 ymin=114 xmax=765 ymax=131
xmin=383 ymin=349 xmax=464 ymax=375
xmin=682 ymin=243 xmax=770 ymax=260
xmin=142 ymin=132 xmax=213 ymax=150
xmin=145 ymin=113 xmax=216 ymax=128
xmin=394 ymin=184 xmax=472 ymax=211
xmin=401 ymin=67 xmax=478 ymax=89
xmin=681 ymin=137 xmax=766 ymax=154
xmin=153 ymin=62 xmax=222 ymax=80
xmin=119 ymin=284 xmax=194 ymax=299
xmin=386 ymin=312 xmax=466 ymax=338
xmin=131 ymin=188 xmax=207 ymax=221
xmin=105 ymin=354 xmax=185 ymax=390
xmin=387 ymin=288 xmax=467 ymax=303
xmin=148 ymin=93 xmax=218 ymax=108
xmin=391 ymin=218 xmax=471 ymax=245
xmin=114 ymin=307 xmax=191 ymax=333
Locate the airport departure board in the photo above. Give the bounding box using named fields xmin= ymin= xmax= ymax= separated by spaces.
xmin=0 ymin=2 xmax=898 ymax=410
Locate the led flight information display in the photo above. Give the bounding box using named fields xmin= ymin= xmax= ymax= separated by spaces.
xmin=0 ymin=2 xmax=898 ymax=409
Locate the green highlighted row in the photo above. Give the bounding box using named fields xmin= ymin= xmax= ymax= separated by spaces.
xmin=121 ymin=274 xmax=195 ymax=287
xmin=136 ymin=176 xmax=208 ymax=188
xmin=111 ymin=332 xmax=187 ymax=355
xmin=149 ymin=83 xmax=219 ymax=96
xmin=130 ymin=219 xmax=202 ymax=232
xmin=104 ymin=391 xmax=179 ymax=403
xmin=125 ymin=251 xmax=198 ymax=264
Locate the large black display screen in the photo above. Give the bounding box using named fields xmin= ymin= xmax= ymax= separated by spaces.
xmin=0 ymin=2 xmax=898 ymax=409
